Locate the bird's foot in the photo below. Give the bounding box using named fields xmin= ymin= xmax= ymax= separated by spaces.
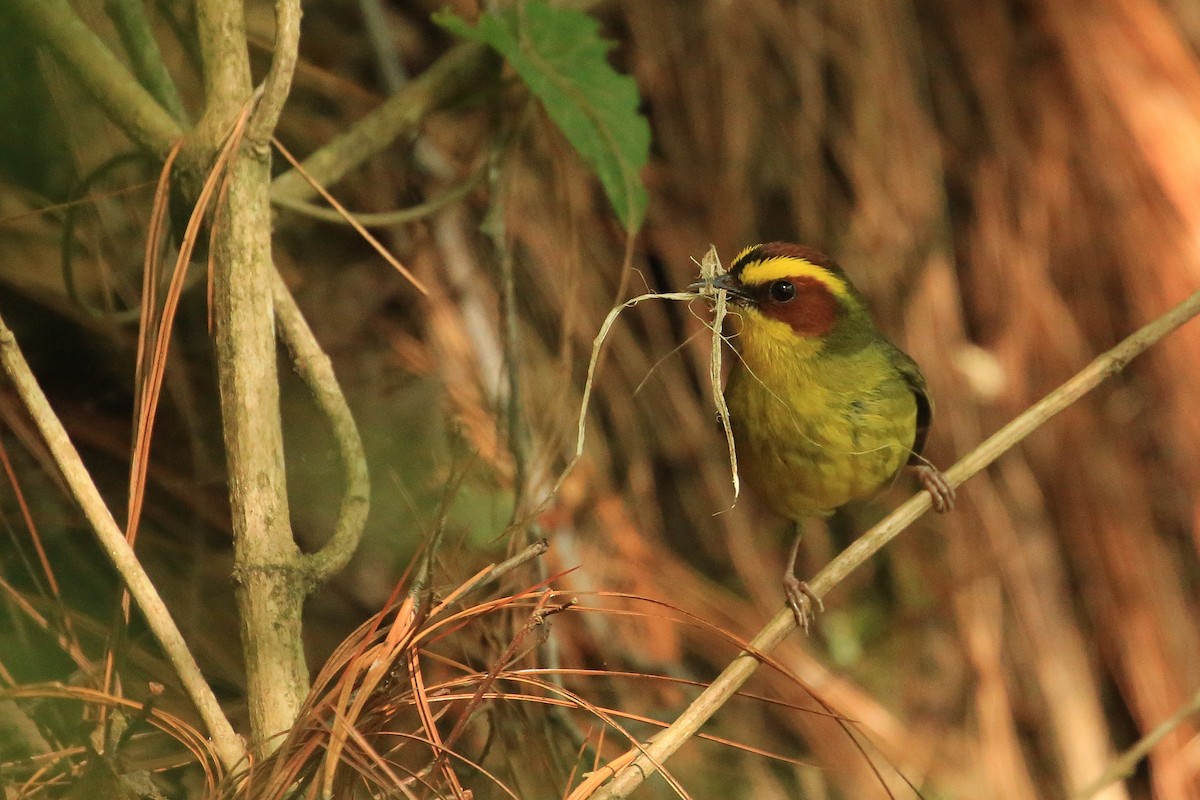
xmin=915 ymin=464 xmax=955 ymax=513
xmin=783 ymin=573 xmax=824 ymax=634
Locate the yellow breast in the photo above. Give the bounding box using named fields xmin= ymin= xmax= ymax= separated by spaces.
xmin=726 ymin=310 xmax=917 ymax=519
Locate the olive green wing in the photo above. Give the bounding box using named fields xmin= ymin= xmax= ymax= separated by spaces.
xmin=891 ymin=347 xmax=934 ymax=465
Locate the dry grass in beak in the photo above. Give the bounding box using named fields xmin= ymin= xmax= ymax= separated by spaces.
xmin=546 ymin=246 xmax=740 ymax=514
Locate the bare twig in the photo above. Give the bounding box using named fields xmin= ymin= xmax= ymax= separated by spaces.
xmin=1073 ymin=686 xmax=1200 ymax=799
xmin=357 ymin=0 xmax=409 ymax=92
xmin=271 ymin=272 xmax=370 ymax=585
xmin=269 ymin=43 xmax=498 ymax=202
xmin=248 ymin=0 xmax=302 ymax=144
xmin=482 ymin=157 xmax=532 ymax=522
xmin=216 ymin=148 xmax=305 ymax=754
xmin=5 ymin=0 xmax=184 ymax=156
xmin=194 ymin=0 xmax=310 ymax=752
xmin=428 ymin=539 xmax=552 ymax=617
xmin=251 ymin=1 xmax=369 ymax=592
xmin=0 ymin=315 xmax=243 ymax=771
xmin=270 ymin=173 xmax=482 ymax=227
xmin=589 ymin=289 xmax=1200 ymax=799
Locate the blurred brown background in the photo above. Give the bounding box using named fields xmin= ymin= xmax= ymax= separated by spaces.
xmin=3 ymin=0 xmax=1200 ymax=798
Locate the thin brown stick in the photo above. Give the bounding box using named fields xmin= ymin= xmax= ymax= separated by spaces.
xmin=427 ymin=539 xmax=551 ymax=617
xmin=1072 ymin=687 xmax=1200 ymax=799
xmin=0 ymin=439 xmax=85 ymax=667
xmin=272 ymin=139 xmax=430 ymax=296
xmin=0 ymin=315 xmax=244 ymax=771
xmin=440 ymin=591 xmax=573 ymax=753
xmin=0 ymin=574 xmax=90 ymax=676
xmin=590 ymin=289 xmax=1200 ymax=799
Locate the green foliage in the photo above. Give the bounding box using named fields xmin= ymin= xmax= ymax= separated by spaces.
xmin=436 ymin=2 xmax=650 ymax=232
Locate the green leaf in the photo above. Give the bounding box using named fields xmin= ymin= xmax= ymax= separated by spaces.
xmin=436 ymin=3 xmax=650 ymax=232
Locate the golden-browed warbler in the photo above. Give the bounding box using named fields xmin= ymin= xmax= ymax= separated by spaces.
xmin=706 ymin=242 xmax=955 ymax=626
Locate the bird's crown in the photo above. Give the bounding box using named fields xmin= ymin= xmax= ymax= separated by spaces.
xmin=731 ymin=242 xmax=852 ymax=299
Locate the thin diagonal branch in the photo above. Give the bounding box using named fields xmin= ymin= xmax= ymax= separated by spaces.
xmin=1073 ymin=686 xmax=1200 ymax=799
xmin=0 ymin=315 xmax=243 ymax=772
xmin=104 ymin=0 xmax=188 ymax=122
xmin=589 ymin=288 xmax=1200 ymax=799
xmin=269 ymin=42 xmax=497 ymax=202
xmin=5 ymin=0 xmax=184 ymax=156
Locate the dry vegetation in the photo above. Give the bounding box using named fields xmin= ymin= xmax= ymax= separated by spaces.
xmin=1 ymin=0 xmax=1200 ymax=798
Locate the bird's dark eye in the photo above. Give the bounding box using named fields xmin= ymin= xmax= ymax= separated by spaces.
xmin=768 ymin=280 xmax=796 ymax=303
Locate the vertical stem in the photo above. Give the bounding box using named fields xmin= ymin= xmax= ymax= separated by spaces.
xmin=213 ymin=148 xmax=309 ymax=751
xmin=483 ymin=160 xmax=530 ymax=522
xmin=195 ymin=0 xmax=309 ymax=752
xmin=192 ymin=0 xmax=251 ymax=153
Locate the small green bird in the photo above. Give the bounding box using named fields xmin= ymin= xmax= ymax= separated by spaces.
xmin=711 ymin=242 xmax=954 ymax=625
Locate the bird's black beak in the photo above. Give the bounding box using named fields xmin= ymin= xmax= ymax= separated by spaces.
xmin=690 ymin=272 xmax=752 ymax=301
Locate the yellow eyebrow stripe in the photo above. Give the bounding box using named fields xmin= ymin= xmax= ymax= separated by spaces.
xmin=737 ymin=256 xmax=850 ymax=298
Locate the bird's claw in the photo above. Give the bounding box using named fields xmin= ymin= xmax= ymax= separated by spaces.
xmin=783 ymin=574 xmax=824 ymax=634
xmin=915 ymin=464 xmax=955 ymax=513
